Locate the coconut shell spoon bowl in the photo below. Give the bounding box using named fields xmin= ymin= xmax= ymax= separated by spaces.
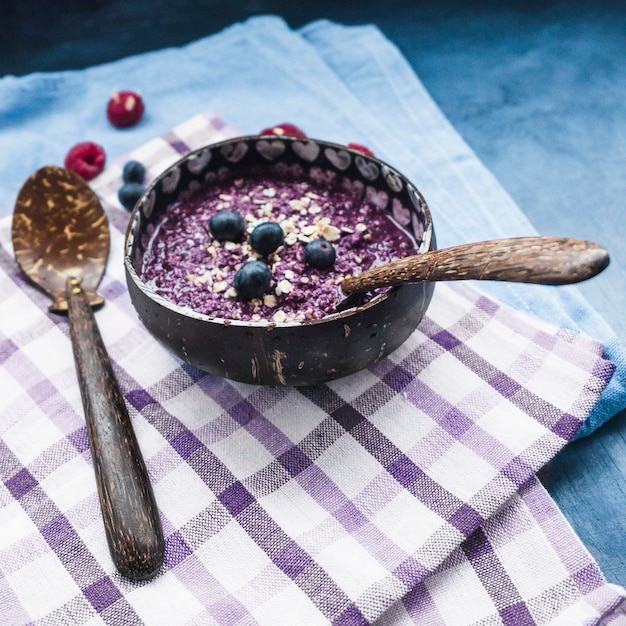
xmin=12 ymin=165 xmax=164 ymax=581
xmin=336 ymin=236 xmax=609 ymax=310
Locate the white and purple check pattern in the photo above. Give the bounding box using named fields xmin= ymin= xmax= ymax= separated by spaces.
xmin=1 ymin=113 xmax=625 ymax=625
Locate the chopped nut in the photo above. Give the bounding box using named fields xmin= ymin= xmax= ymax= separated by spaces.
xmin=212 ymin=281 xmax=228 ymax=293
xmin=275 ymin=279 xmax=294 ymax=295
xmin=272 ymin=310 xmax=287 ymax=323
xmin=289 ymin=198 xmax=306 ymax=212
xmin=195 ymin=271 xmax=213 ymax=285
xmin=263 ymin=294 xmax=278 ymax=307
xmin=281 ymin=220 xmax=296 ymax=233
xmin=355 ymin=223 xmax=368 ymax=232
xmin=320 ymin=224 xmax=341 ymax=242
xmin=262 ymin=187 xmax=276 ymax=197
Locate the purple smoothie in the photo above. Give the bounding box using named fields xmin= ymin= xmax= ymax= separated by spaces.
xmin=139 ymin=176 xmax=417 ymax=322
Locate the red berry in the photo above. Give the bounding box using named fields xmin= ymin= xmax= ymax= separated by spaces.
xmin=347 ymin=143 xmax=375 ymax=157
xmin=64 ymin=142 xmax=106 ymax=180
xmin=106 ymin=90 xmax=145 ymax=128
xmin=259 ymin=123 xmax=307 ymax=138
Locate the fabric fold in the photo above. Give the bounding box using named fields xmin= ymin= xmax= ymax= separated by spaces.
xmin=376 ymin=477 xmax=626 ymax=625
xmin=296 ymin=19 xmax=626 ymax=438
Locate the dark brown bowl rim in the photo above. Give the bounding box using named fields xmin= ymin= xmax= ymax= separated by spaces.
xmin=123 ymin=134 xmax=435 ymax=328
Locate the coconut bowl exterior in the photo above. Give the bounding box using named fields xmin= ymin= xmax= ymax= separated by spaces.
xmin=124 ymin=135 xmax=436 ymax=386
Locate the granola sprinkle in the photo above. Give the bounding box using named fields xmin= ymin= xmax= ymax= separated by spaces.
xmin=140 ymin=176 xmax=416 ymax=321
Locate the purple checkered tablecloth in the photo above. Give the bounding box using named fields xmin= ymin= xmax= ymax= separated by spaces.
xmin=1 ymin=113 xmax=625 ymax=625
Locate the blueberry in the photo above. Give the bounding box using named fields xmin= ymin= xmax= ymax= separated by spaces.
xmin=249 ymin=222 xmax=285 ymax=256
xmin=118 ymin=182 xmax=146 ymax=211
xmin=122 ymin=160 xmax=146 ymax=184
xmin=209 ymin=210 xmax=245 ymax=242
xmin=305 ymin=239 xmax=336 ymax=269
xmin=234 ymin=260 xmax=272 ymax=301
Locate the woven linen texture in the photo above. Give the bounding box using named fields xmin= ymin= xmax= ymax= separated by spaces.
xmin=1 ymin=113 xmax=625 ymax=625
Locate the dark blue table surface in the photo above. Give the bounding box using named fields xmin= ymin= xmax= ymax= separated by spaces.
xmin=3 ymin=0 xmax=625 ymax=584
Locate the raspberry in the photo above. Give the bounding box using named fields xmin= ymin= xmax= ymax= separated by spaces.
xmin=259 ymin=123 xmax=307 ymax=138
xmin=347 ymin=143 xmax=375 ymax=157
xmin=64 ymin=142 xmax=106 ymax=181
xmin=106 ymin=91 xmax=145 ymax=128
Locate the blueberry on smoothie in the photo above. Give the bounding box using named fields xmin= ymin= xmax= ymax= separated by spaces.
xmin=209 ymin=210 xmax=245 ymax=242
xmin=305 ymin=239 xmax=336 ymax=269
xmin=234 ymin=260 xmax=272 ymax=301
xmin=250 ymin=222 xmax=285 ymax=256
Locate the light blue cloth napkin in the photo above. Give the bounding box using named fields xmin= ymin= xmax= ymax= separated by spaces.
xmin=0 ymin=16 xmax=624 ymax=437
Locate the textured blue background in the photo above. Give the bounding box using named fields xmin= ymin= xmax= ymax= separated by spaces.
xmin=3 ymin=0 xmax=625 ymax=584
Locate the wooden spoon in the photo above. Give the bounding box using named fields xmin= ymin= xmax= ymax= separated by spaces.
xmin=12 ymin=166 xmax=164 ymax=580
xmin=338 ymin=236 xmax=609 ymax=310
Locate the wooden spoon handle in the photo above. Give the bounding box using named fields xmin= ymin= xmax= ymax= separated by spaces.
xmin=66 ymin=278 xmax=164 ymax=580
xmin=341 ymin=237 xmax=609 ymax=295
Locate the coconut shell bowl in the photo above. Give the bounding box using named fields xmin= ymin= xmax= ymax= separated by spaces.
xmin=124 ymin=135 xmax=436 ymax=386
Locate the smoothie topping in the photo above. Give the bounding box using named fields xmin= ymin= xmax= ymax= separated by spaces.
xmin=140 ymin=175 xmax=416 ymax=322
